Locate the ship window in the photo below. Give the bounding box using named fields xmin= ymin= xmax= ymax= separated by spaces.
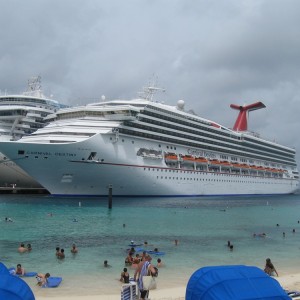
xmin=18 ymin=150 xmax=25 ymax=155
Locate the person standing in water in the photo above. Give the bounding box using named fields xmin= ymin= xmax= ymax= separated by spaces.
xmin=264 ymin=258 xmax=279 ymax=276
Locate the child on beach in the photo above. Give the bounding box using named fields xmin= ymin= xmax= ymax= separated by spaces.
xmin=36 ymin=273 xmax=50 ymax=286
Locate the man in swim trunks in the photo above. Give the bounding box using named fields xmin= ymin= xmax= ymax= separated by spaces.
xmin=18 ymin=243 xmax=28 ymax=253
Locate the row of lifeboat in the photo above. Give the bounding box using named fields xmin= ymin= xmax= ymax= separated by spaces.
xmin=164 ymin=153 xmax=286 ymax=173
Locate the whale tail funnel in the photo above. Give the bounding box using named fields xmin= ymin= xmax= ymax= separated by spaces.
xmin=230 ymin=102 xmax=266 ymax=131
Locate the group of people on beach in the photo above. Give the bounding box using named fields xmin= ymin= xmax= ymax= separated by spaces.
xmin=11 ymin=263 xmax=50 ymax=286
xmin=120 ymin=254 xmax=158 ymax=299
xmin=16 ymin=236 xmax=171 ymax=299
xmin=118 ymin=241 xmax=164 ymax=300
xmin=16 ymin=242 xmax=78 ymax=286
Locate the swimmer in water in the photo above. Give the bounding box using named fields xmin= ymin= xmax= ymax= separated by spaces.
xmin=71 ymin=243 xmax=78 ymax=254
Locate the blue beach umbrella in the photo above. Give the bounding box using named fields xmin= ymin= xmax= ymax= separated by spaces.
xmin=186 ymin=265 xmax=289 ymax=300
xmin=0 ymin=263 xmax=35 ymax=300
xmin=0 ymin=262 xmax=10 ymax=275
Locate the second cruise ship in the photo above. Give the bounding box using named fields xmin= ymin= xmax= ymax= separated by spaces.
xmin=0 ymin=76 xmax=68 ymax=190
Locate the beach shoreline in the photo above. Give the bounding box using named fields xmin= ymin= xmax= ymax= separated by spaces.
xmin=33 ymin=269 xmax=300 ymax=300
xmin=3 ymin=195 xmax=300 ymax=300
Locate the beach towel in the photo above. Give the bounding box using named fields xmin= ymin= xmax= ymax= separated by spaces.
xmin=137 ymin=261 xmax=150 ymax=291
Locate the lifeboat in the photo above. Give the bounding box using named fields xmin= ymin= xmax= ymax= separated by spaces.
xmin=195 ymin=157 xmax=208 ymax=164
xmin=256 ymin=166 xmax=265 ymax=171
xmin=240 ymin=164 xmax=250 ymax=169
xmin=231 ymin=163 xmax=241 ymax=168
xmin=182 ymin=155 xmax=195 ymax=162
xmin=165 ymin=153 xmax=178 ymax=161
xmin=209 ymin=159 xmax=221 ymax=166
xmin=220 ymin=161 xmax=231 ymax=166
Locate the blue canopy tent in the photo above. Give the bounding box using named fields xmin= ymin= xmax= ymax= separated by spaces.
xmin=186 ymin=265 xmax=289 ymax=300
xmin=0 ymin=263 xmax=35 ymax=300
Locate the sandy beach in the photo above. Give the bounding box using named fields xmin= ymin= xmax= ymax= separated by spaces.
xmin=36 ymin=286 xmax=185 ymax=300
xmin=34 ymin=271 xmax=300 ymax=300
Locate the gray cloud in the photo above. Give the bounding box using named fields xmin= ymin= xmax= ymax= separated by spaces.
xmin=1 ymin=0 xmax=300 ymax=164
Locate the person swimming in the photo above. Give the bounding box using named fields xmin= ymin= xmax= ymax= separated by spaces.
xmin=71 ymin=243 xmax=78 ymax=253
xmin=104 ymin=260 xmax=111 ymax=268
xmin=18 ymin=243 xmax=28 ymax=253
xmin=253 ymin=233 xmax=266 ymax=237
xmin=15 ymin=264 xmax=25 ymax=276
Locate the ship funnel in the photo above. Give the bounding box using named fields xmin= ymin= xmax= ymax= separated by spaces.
xmin=230 ymin=101 xmax=266 ymax=131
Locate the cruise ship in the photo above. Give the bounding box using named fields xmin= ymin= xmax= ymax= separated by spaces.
xmin=0 ymin=76 xmax=68 ymax=190
xmin=0 ymin=86 xmax=298 ymax=196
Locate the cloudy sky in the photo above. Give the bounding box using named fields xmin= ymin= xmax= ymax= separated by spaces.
xmin=1 ymin=0 xmax=300 ymax=165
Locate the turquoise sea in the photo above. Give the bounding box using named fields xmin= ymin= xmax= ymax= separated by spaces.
xmin=1 ymin=194 xmax=300 ymax=297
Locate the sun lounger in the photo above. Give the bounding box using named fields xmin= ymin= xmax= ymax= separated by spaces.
xmin=121 ymin=281 xmax=137 ymax=300
xmin=287 ymin=290 xmax=300 ymax=299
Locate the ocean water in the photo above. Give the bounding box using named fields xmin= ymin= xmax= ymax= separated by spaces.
xmin=1 ymin=194 xmax=300 ymax=297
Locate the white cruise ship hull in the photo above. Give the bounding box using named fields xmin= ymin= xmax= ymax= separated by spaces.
xmin=0 ymin=133 xmax=298 ymax=197
xmin=0 ymin=152 xmax=44 ymax=189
